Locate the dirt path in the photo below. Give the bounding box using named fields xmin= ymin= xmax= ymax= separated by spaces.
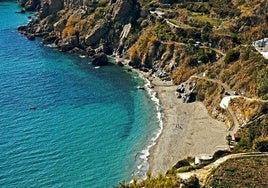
xmin=191 ymin=75 xmax=231 ymax=92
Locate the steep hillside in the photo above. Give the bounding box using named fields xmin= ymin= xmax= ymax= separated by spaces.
xmin=18 ymin=0 xmax=268 ymax=83
xmin=18 ymin=0 xmax=140 ymax=55
xmin=206 ymin=156 xmax=268 ymax=187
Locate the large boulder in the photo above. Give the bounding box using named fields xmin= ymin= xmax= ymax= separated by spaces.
xmin=92 ymin=53 xmax=109 ymax=66
xmin=42 ymin=33 xmax=58 ymax=44
xmin=58 ymin=35 xmax=79 ymax=52
xmin=17 ymin=25 xmax=28 ymax=34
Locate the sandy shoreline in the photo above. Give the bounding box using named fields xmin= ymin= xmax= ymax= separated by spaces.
xmin=148 ymin=78 xmax=229 ymax=176
xmin=112 ymin=56 xmax=229 ymax=177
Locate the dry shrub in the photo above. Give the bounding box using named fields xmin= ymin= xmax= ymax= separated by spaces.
xmin=229 ymin=97 xmax=263 ymax=125
xmin=171 ymin=56 xmax=204 ymax=84
xmin=128 ymin=27 xmax=159 ymax=62
xmin=62 ymin=16 xmax=81 ymax=38
xmin=76 ymin=19 xmax=87 ymax=30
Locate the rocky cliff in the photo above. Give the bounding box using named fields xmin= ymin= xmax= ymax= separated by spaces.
xmin=18 ymin=0 xmax=139 ymax=57
xmin=18 ymin=0 xmax=40 ymax=11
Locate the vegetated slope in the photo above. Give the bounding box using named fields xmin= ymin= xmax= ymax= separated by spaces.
xmin=132 ymin=0 xmax=268 ymax=133
xmin=206 ymin=156 xmax=268 ymax=187
xmin=135 ymin=0 xmax=268 ymax=97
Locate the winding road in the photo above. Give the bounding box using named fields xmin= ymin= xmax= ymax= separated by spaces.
xmin=190 ymin=74 xmax=267 ymax=139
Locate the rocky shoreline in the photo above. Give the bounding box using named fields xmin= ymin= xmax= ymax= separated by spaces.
xmin=17 ymin=0 xmax=177 ymax=83
xmin=17 ymin=0 xmax=138 ymax=59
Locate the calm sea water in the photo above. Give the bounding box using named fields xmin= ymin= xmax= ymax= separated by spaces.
xmin=0 ymin=1 xmax=160 ymax=187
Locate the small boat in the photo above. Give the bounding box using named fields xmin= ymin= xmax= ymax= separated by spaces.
xmin=29 ymin=106 xmax=37 ymax=110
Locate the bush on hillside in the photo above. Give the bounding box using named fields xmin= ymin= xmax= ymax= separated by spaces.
xmin=197 ymin=49 xmax=210 ymax=64
xmin=182 ymin=175 xmax=200 ymax=188
xmin=173 ymin=159 xmax=190 ymax=169
xmin=254 ymin=137 xmax=268 ymax=152
xmin=213 ymin=150 xmax=231 ymax=160
xmin=224 ymin=50 xmax=240 ymax=64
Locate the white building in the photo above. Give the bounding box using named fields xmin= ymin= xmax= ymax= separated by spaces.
xmin=253 ymin=38 xmax=268 ymax=59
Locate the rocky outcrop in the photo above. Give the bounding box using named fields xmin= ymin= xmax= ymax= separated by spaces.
xmin=176 ymin=82 xmax=197 ymax=103
xmin=63 ymin=0 xmax=91 ymax=8
xmin=85 ymin=22 xmax=110 ymax=46
xmin=92 ymin=53 xmax=109 ymax=66
xmin=58 ymin=35 xmax=79 ymax=52
xmin=18 ymin=0 xmax=40 ymax=11
xmin=112 ymin=0 xmax=138 ymax=24
xmin=39 ymin=0 xmax=64 ymax=19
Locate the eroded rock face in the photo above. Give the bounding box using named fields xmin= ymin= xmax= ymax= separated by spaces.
xmin=18 ymin=0 xmax=40 ymax=11
xmin=85 ymin=23 xmax=110 ymax=46
xmin=53 ymin=19 xmax=67 ymax=34
xmin=40 ymin=0 xmax=64 ymax=18
xmin=63 ymin=0 xmax=91 ymax=8
xmin=19 ymin=0 xmax=139 ymax=57
xmin=112 ymin=0 xmax=138 ymax=24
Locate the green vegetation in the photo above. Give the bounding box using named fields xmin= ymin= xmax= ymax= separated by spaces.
xmin=153 ymin=22 xmax=179 ymax=41
xmin=191 ymin=13 xmax=220 ymax=27
xmin=257 ymin=68 xmax=268 ymax=99
xmin=254 ymin=137 xmax=268 ymax=152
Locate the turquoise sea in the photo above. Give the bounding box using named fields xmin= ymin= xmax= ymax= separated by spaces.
xmin=0 ymin=1 xmax=161 ymax=187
